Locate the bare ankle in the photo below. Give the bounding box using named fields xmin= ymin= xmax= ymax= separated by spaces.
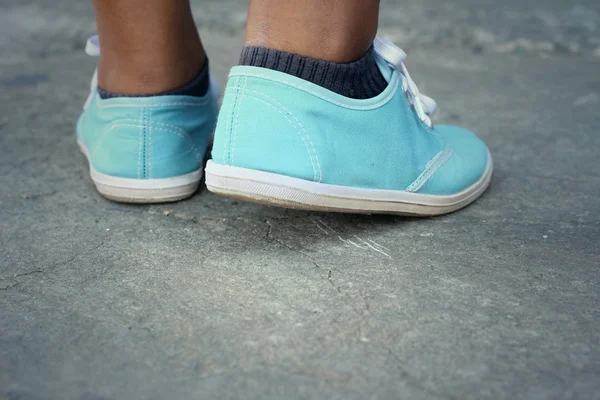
xmin=97 ymin=47 xmax=205 ymax=95
xmin=93 ymin=0 xmax=205 ymax=95
xmin=245 ymin=0 xmax=379 ymax=63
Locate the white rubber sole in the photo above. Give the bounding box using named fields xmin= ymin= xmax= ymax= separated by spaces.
xmin=78 ymin=140 xmax=202 ymax=204
xmin=205 ymin=152 xmax=493 ymax=215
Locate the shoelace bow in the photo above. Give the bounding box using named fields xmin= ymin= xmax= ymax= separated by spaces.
xmin=373 ymin=36 xmax=437 ymax=128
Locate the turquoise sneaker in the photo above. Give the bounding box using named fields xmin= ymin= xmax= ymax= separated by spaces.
xmin=77 ymin=36 xmax=219 ymax=203
xmin=206 ymin=37 xmax=492 ymax=215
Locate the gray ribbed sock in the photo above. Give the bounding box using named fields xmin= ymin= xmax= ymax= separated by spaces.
xmin=97 ymin=58 xmax=211 ymax=99
xmin=239 ymin=47 xmax=388 ymax=99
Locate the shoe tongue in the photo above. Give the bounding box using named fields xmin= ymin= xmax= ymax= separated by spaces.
xmin=374 ymin=52 xmax=394 ymax=83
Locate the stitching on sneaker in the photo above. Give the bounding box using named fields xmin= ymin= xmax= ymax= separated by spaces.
xmin=107 ymin=123 xmax=203 ymax=162
xmin=89 ymin=119 xmax=202 ymax=178
xmin=138 ymin=109 xmax=144 ymax=179
xmin=406 ymin=144 xmax=454 ymax=192
xmin=232 ymin=77 xmax=248 ymax=167
xmin=227 ymin=71 xmax=399 ymax=111
xmin=142 ymin=108 xmax=148 ymax=179
xmin=95 ymin=95 xmax=212 ymax=109
xmin=148 ymin=109 xmax=152 ymax=179
xmin=225 ymin=77 xmax=240 ymax=165
xmin=110 ymin=119 xmax=205 ymax=162
xmin=231 ymin=87 xmax=323 ymax=183
xmin=149 ymin=121 xmax=203 ymax=162
xmin=226 ymin=90 xmax=318 ymax=182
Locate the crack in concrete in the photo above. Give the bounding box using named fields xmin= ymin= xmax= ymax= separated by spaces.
xmin=14 ymin=269 xmax=43 ymax=278
xmin=0 ymin=240 xmax=106 ymax=291
xmin=0 ymin=270 xmax=43 ymax=290
xmin=264 ymin=219 xmax=321 ymax=270
xmin=327 ymin=269 xmax=341 ymax=293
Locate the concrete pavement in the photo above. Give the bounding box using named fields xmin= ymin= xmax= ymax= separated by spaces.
xmin=1 ymin=1 xmax=599 ymax=399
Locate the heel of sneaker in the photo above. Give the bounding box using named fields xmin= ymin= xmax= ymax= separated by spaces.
xmin=78 ymin=139 xmax=202 ymax=203
xmin=77 ymin=110 xmax=207 ymax=203
xmin=211 ymin=75 xmax=323 ymax=183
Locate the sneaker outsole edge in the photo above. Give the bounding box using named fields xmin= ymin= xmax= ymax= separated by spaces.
xmin=78 ymin=140 xmax=202 ymax=204
xmin=204 ymin=152 xmax=493 ymax=216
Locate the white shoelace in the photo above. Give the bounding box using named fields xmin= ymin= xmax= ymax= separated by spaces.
xmin=373 ymin=36 xmax=437 ymax=128
xmin=82 ymin=36 xmax=101 ymax=110
xmin=86 ymin=35 xmax=100 ymax=57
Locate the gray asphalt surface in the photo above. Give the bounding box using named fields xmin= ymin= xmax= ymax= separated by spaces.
xmin=1 ymin=1 xmax=599 ymax=399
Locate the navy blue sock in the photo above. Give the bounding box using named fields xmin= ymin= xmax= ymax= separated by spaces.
xmin=239 ymin=47 xmax=387 ymax=99
xmin=97 ymin=58 xmax=210 ymax=99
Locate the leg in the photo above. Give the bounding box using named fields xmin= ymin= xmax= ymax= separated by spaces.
xmin=207 ymin=0 xmax=493 ymax=215
xmin=76 ymin=0 xmax=218 ymax=203
xmin=246 ymin=0 xmax=380 ymax=63
xmin=242 ymin=0 xmax=387 ymax=100
xmin=92 ymin=0 xmax=205 ymax=95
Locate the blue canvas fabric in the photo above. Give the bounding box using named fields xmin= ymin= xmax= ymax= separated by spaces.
xmin=77 ymin=89 xmax=218 ymax=180
xmin=211 ymin=58 xmax=489 ymax=196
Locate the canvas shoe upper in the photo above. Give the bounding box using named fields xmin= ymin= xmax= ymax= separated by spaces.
xmin=77 ymin=36 xmax=219 ymax=203
xmin=205 ymin=37 xmax=492 ymax=215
